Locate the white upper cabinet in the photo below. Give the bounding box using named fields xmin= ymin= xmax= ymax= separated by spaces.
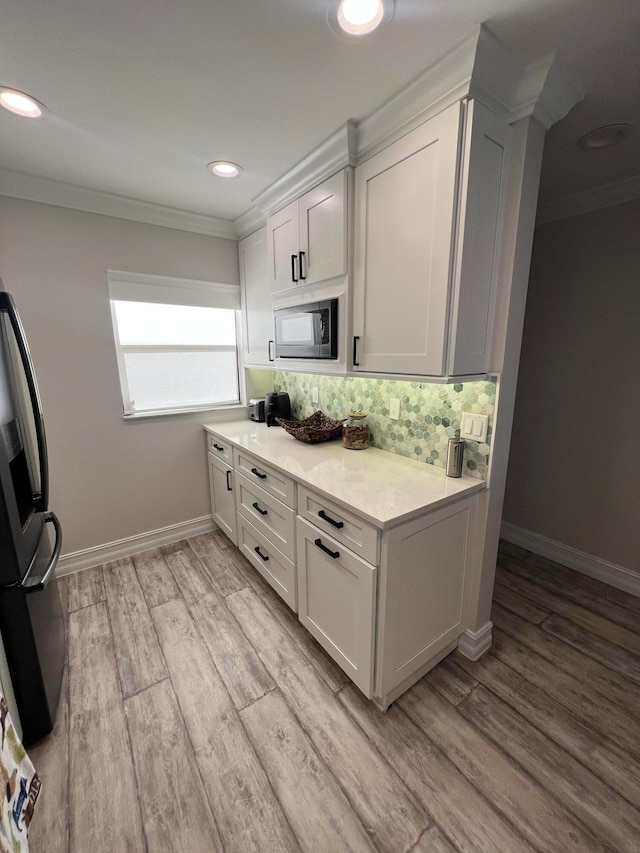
xmin=239 ymin=227 xmax=274 ymax=367
xmin=352 ymin=99 xmax=510 ymax=378
xmin=266 ymin=171 xmax=347 ymax=293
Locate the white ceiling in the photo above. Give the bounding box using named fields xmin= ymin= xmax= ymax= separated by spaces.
xmin=1 ymin=0 xmax=639 ymax=227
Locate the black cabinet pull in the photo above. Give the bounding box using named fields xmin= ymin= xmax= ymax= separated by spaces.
xmin=268 ymin=339 xmax=275 ymax=362
xmin=254 ymin=545 xmax=269 ymax=562
xmin=291 ymin=254 xmax=298 ymax=283
xmin=213 ymin=443 xmax=224 ymax=452
xmin=314 ymin=538 xmax=340 ymax=559
xmin=299 ymin=251 xmax=306 ymax=280
xmin=251 ymin=467 xmax=267 ymax=480
xmin=252 ymin=501 xmax=268 ymax=516
xmin=353 ymin=335 xmax=360 ymax=366
xmin=318 ymin=509 xmax=344 ymax=529
xmin=225 ymin=470 xmax=232 ymax=491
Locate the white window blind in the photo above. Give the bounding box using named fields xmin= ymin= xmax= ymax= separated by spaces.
xmin=107 ymin=271 xmax=241 ymax=417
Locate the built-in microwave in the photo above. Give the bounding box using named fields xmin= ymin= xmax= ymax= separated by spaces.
xmin=274 ymin=298 xmax=338 ymax=359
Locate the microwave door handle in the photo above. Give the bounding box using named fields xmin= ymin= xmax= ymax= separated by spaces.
xmin=0 ymin=291 xmax=49 ymax=512
xmin=313 ymin=312 xmax=323 ymax=343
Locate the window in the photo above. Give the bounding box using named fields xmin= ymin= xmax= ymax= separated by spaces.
xmin=107 ymin=271 xmax=241 ymax=417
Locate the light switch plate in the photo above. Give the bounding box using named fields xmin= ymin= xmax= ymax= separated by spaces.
xmin=311 ymin=387 xmax=319 ymax=404
xmin=460 ymin=412 xmax=489 ymax=443
xmin=389 ymin=398 xmax=400 ymax=420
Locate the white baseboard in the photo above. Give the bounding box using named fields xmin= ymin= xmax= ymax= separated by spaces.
xmin=500 ymin=521 xmax=640 ymax=599
xmin=57 ymin=516 xmax=216 ymax=575
xmin=457 ymin=621 xmax=493 ymax=660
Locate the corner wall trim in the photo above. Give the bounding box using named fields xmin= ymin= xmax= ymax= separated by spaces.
xmin=500 ymin=521 xmax=640 ymax=598
xmin=57 ymin=516 xmax=216 ymax=575
xmin=458 ymin=621 xmax=493 ymax=660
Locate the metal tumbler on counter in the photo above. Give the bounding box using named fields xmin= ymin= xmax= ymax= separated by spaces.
xmin=446 ymin=431 xmax=465 ymax=477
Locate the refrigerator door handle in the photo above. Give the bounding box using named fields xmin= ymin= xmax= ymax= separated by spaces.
xmin=22 ymin=512 xmax=62 ymax=592
xmin=0 ymin=291 xmax=49 ymax=512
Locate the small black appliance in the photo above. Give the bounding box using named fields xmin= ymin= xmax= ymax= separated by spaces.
xmin=265 ymin=391 xmax=292 ymax=427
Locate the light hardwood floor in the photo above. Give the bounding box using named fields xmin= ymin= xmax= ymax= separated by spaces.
xmin=28 ymin=533 xmax=640 ymax=852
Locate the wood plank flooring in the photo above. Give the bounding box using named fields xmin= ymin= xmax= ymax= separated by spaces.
xmin=28 ymin=534 xmax=640 ymax=853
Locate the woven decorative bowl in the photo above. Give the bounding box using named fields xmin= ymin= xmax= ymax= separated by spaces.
xmin=276 ymin=410 xmax=345 ymax=444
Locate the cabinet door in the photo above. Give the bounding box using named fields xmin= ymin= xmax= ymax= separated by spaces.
xmin=297 ymin=517 xmax=376 ymax=697
xmin=447 ymin=100 xmax=510 ymax=375
xmin=239 ymin=227 xmax=274 ymax=367
xmin=266 ymin=199 xmax=300 ymax=293
xmin=352 ymin=102 xmax=462 ymax=375
xmin=208 ymin=453 xmax=237 ymax=545
xmin=298 ymin=171 xmax=347 ymax=285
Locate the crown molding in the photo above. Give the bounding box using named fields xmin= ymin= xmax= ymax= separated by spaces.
xmin=468 ymin=31 xmax=583 ymax=130
xmin=354 ymin=25 xmax=583 ymax=164
xmin=0 ymin=29 xmax=584 ymax=239
xmin=251 ymin=121 xmax=357 ymax=216
xmin=0 ymin=169 xmax=237 ymax=239
xmin=536 ymin=174 xmax=640 ymax=224
xmin=233 ymin=206 xmax=266 ymax=240
xmin=355 ymin=30 xmax=479 ymax=161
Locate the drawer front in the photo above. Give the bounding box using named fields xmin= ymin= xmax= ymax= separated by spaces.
xmin=238 ymin=515 xmax=297 ymax=611
xmin=236 ymin=472 xmax=296 ymax=561
xmin=297 ymin=517 xmax=376 ymax=697
xmin=298 ymin=486 xmax=380 ymax=565
xmin=206 ymin=433 xmax=233 ymax=464
xmin=234 ymin=449 xmax=296 ymax=509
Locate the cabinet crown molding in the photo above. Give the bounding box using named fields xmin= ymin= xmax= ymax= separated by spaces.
xmin=241 ymin=25 xmax=583 ymax=226
xmin=251 ymin=122 xmax=357 ymax=218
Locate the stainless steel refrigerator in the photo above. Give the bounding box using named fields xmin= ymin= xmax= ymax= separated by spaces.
xmin=0 ymin=288 xmax=64 ymax=746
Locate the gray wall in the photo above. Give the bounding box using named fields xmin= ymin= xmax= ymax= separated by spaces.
xmin=0 ymin=197 xmax=239 ymax=555
xmin=503 ymin=199 xmax=640 ymax=574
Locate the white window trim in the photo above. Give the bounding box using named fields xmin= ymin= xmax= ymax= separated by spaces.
xmin=107 ymin=270 xmax=243 ymax=419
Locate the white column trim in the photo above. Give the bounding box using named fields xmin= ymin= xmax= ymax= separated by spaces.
xmin=457 ymin=621 xmax=493 ymax=660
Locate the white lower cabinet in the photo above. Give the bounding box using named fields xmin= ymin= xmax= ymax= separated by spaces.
xmin=207 ymin=452 xmax=237 ymax=546
xmin=205 ymin=427 xmax=479 ymax=709
xmin=297 ymin=517 xmax=376 ymax=697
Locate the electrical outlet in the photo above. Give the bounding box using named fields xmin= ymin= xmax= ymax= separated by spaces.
xmin=389 ymin=398 xmax=400 ymax=420
xmin=311 ymin=387 xmax=319 ymax=404
xmin=460 ymin=412 xmax=489 ymax=442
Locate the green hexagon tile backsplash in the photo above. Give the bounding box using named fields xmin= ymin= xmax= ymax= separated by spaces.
xmin=273 ymin=372 xmax=496 ymax=480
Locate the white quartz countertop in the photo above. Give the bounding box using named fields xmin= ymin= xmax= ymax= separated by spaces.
xmin=204 ymin=420 xmax=485 ymax=529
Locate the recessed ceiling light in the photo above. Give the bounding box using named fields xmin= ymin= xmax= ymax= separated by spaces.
xmin=207 ymin=161 xmax=243 ymax=178
xmin=578 ymin=124 xmax=632 ymax=151
xmin=0 ymin=87 xmax=47 ymax=118
xmin=339 ymin=0 xmax=383 ymax=33
xmin=328 ymin=0 xmax=394 ymax=38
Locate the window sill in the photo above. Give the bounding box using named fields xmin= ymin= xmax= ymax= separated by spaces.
xmin=122 ymin=403 xmax=247 ymax=421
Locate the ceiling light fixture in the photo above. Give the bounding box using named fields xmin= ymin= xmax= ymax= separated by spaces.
xmin=578 ymin=124 xmax=632 ymax=151
xmin=207 ymin=160 xmax=243 ymax=178
xmin=339 ymin=0 xmax=383 ymax=33
xmin=328 ymin=0 xmax=394 ymax=39
xmin=0 ymin=87 xmax=47 ymax=118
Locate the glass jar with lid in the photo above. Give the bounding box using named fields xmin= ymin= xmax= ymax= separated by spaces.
xmin=342 ymin=411 xmax=370 ymax=450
